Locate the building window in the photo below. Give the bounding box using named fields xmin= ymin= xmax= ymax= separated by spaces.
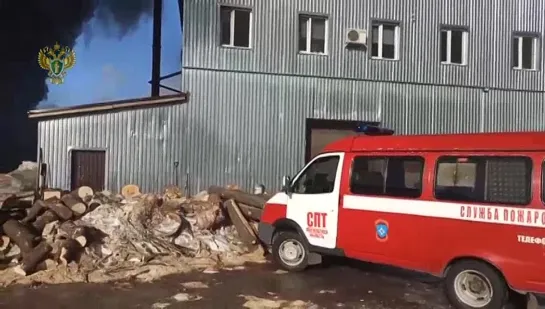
xmin=512 ymin=34 xmax=539 ymax=70
xmin=350 ymin=156 xmax=424 ymax=198
xmin=371 ymin=22 xmax=400 ymax=60
xmin=440 ymin=27 xmax=468 ymax=65
xmin=435 ymin=156 xmax=532 ymax=205
xmin=220 ymin=6 xmax=252 ymax=48
xmin=298 ymin=15 xmax=328 ymax=54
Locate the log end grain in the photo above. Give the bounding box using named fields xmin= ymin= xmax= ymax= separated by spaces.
xmin=73 ymin=186 xmax=94 ymax=200
xmin=121 ymin=184 xmax=140 ymax=199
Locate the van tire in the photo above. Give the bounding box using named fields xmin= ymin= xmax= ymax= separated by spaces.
xmin=445 ymin=260 xmax=508 ymax=309
xmin=272 ymin=231 xmax=309 ymax=272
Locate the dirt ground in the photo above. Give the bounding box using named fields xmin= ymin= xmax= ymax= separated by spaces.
xmin=0 ymin=256 xmax=530 ymax=309
xmin=0 ymin=258 xmax=455 ymax=309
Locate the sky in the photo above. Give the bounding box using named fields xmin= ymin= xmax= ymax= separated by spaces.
xmin=39 ymin=0 xmax=182 ymax=108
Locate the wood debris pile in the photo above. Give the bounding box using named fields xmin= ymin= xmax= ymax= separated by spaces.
xmin=0 ymin=163 xmax=271 ymax=279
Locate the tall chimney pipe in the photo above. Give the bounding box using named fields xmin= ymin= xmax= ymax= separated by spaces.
xmin=151 ymin=0 xmax=162 ymax=97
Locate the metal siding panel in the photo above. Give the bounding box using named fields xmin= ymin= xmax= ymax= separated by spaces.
xmin=36 ymin=104 xmax=187 ymax=193
xmin=183 ymin=0 xmax=545 ymax=91
xmin=483 ymin=90 xmax=545 ymax=132
xmin=181 ymin=68 xmax=545 ymax=193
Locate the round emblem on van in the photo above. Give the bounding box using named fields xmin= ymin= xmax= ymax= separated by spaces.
xmin=375 ymin=220 xmax=389 ymax=241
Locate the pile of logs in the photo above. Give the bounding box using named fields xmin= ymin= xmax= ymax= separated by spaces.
xmin=0 ymin=186 xmax=100 ymax=276
xmin=207 ymin=186 xmax=269 ymax=247
xmin=0 ymin=173 xmax=274 ymax=278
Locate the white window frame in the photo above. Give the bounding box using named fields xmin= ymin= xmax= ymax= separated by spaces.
xmin=220 ymin=6 xmax=253 ymax=49
xmin=371 ymin=22 xmax=401 ymax=60
xmin=299 ymin=15 xmax=329 ymax=55
xmin=513 ymin=34 xmax=539 ymax=71
xmin=440 ymin=28 xmax=469 ymax=65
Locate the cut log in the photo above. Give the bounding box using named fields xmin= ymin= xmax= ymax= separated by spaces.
xmin=15 ymin=191 xmax=36 ymax=199
xmin=36 ymin=259 xmax=58 ymax=271
xmin=121 ymin=184 xmax=140 ymax=198
xmin=237 ymin=203 xmax=262 ymax=222
xmin=86 ymin=198 xmax=102 ymax=212
xmin=13 ymin=241 xmax=52 ymax=276
xmin=226 ymin=184 xmax=241 ymax=191
xmin=94 ymin=190 xmax=116 ymax=204
xmin=0 ymin=210 xmax=25 ymax=227
xmin=2 ymin=219 xmax=40 ymax=253
xmin=61 ymin=194 xmax=87 ymax=216
xmin=208 ymin=186 xmax=267 ymax=209
xmin=0 ymin=193 xmax=34 ymax=210
xmin=55 ymin=238 xmax=82 ymax=265
xmin=41 ymin=221 xmax=59 ymax=242
xmin=0 ymin=193 xmax=16 ymax=209
xmin=163 ymin=185 xmax=183 ymax=200
xmin=0 ymin=235 xmax=10 ymax=251
xmin=46 ymin=201 xmax=73 ymax=221
xmin=5 ymin=244 xmax=20 ymax=260
xmin=43 ymin=189 xmax=62 ymax=201
xmin=32 ymin=210 xmax=59 ymax=233
xmin=21 ymin=200 xmax=46 ymax=223
xmin=207 ymin=193 xmax=222 ymax=205
xmin=195 ymin=205 xmax=221 ymax=230
xmin=161 ymin=198 xmax=186 ymax=212
xmin=71 ymin=186 xmax=94 ymax=201
xmin=152 ymin=212 xmax=182 ymax=237
xmin=224 ymin=199 xmax=258 ymax=246
xmin=58 ymin=221 xmax=88 ymax=247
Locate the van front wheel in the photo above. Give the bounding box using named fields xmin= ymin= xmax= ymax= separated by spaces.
xmin=445 ymin=260 xmax=508 ymax=309
xmin=272 ymin=231 xmax=309 ymax=272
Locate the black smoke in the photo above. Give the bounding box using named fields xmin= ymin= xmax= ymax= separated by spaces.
xmin=0 ymin=0 xmax=154 ymax=172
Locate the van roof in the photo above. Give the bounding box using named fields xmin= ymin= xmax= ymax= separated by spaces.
xmin=322 ymin=131 xmax=545 ymax=153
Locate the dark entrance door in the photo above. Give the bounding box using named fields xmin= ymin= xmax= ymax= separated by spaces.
xmin=305 ymin=119 xmax=379 ymax=163
xmin=70 ymin=150 xmax=106 ymax=191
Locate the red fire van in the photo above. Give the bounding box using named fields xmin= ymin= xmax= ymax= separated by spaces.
xmin=258 ymin=126 xmax=545 ymax=309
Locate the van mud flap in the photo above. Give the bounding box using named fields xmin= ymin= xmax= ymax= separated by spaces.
xmin=527 ymin=293 xmax=545 ymax=309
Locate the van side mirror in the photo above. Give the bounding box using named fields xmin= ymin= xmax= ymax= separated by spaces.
xmin=281 ymin=175 xmax=292 ymax=194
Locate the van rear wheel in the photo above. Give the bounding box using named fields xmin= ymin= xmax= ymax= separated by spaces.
xmin=445 ymin=260 xmax=508 ymax=309
xmin=272 ymin=231 xmax=309 ymax=272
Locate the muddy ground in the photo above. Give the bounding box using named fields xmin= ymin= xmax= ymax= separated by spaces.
xmin=0 ymin=258 xmax=526 ymax=309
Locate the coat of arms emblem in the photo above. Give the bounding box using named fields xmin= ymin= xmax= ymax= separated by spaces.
xmin=38 ymin=42 xmax=76 ymax=85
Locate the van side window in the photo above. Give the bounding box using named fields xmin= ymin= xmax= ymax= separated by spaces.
xmin=435 ymin=156 xmax=532 ymax=205
xmin=542 ymin=161 xmax=545 ymax=204
xmin=350 ymin=156 xmax=424 ymax=198
xmin=292 ymin=155 xmax=340 ymax=194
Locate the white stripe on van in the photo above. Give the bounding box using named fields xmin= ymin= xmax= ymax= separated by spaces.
xmin=343 ymin=195 xmax=545 ymax=229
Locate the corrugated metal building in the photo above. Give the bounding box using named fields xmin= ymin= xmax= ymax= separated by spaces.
xmin=34 ymin=0 xmax=545 ymax=193
xmin=30 ymin=95 xmax=189 ymax=193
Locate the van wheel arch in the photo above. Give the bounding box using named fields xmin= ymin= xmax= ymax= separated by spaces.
xmin=443 ymin=256 xmax=506 ymax=282
xmin=272 ymin=219 xmax=309 ymax=245
xmin=443 ymin=256 xmax=514 ymax=293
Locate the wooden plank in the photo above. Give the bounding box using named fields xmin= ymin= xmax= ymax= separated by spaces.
xmin=237 ymin=203 xmax=262 ymax=222
xmin=225 ymin=199 xmax=257 ymax=246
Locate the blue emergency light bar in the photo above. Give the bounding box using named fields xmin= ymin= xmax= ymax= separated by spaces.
xmin=355 ymin=123 xmax=395 ymax=136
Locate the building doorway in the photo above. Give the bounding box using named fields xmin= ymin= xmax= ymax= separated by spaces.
xmin=305 ymin=118 xmax=379 ymax=163
xmin=70 ymin=149 xmax=106 ymax=191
